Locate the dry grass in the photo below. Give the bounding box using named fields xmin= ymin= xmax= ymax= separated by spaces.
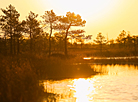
xmin=0 ymin=47 xmax=137 ymax=102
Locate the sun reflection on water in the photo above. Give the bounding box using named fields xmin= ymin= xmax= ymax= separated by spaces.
xmin=41 ymin=64 xmax=138 ymax=102
xmin=72 ymin=78 xmax=96 ymax=102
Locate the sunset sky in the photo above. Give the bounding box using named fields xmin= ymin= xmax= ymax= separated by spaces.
xmin=0 ymin=0 xmax=138 ymax=40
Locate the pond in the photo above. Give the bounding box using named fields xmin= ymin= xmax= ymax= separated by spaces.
xmin=40 ymin=64 xmax=138 ymax=102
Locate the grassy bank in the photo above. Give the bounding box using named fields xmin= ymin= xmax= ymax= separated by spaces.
xmin=0 ymin=54 xmax=44 ymax=102
xmin=0 ymin=48 xmax=137 ymax=102
xmin=0 ymin=53 xmax=98 ymax=102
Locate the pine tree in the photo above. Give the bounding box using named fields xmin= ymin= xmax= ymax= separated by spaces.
xmin=0 ymin=4 xmax=20 ymax=55
xmin=25 ymin=11 xmax=40 ymax=52
xmin=41 ymin=10 xmax=58 ymax=56
xmin=57 ymin=12 xmax=86 ymax=56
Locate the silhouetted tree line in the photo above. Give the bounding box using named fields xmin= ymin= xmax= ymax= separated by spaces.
xmin=0 ymin=4 xmax=138 ymax=57
xmin=0 ymin=4 xmax=87 ymax=57
xmin=94 ymin=30 xmax=138 ymax=56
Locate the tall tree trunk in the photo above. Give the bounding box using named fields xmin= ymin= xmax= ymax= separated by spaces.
xmin=65 ymin=37 xmax=67 ymax=56
xmin=65 ymin=30 xmax=68 ymax=57
xmin=10 ymin=34 xmax=13 ymax=55
xmin=64 ymin=24 xmax=71 ymax=57
xmin=13 ymin=32 xmax=16 ymax=55
xmin=30 ymin=29 xmax=32 ymax=52
xmin=49 ymin=23 xmax=52 ymax=57
xmin=81 ymin=42 xmax=83 ymax=49
xmin=4 ymin=32 xmax=7 ymax=55
xmin=17 ymin=34 xmax=20 ymax=54
xmin=101 ymin=44 xmax=102 ymax=53
xmin=33 ymin=38 xmax=35 ymax=52
xmin=49 ymin=37 xmax=51 ymax=56
xmin=10 ymin=6 xmax=13 ymax=55
xmin=100 ymin=43 xmax=103 ymax=56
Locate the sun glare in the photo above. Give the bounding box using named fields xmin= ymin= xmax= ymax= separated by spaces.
xmin=72 ymin=78 xmax=96 ymax=102
xmin=42 ymin=0 xmax=118 ymax=17
xmin=39 ymin=0 xmax=122 ymax=39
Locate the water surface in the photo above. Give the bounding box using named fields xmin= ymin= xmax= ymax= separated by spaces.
xmin=41 ymin=64 xmax=138 ymax=102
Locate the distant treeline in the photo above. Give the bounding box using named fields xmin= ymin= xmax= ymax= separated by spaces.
xmin=0 ymin=4 xmax=138 ymax=56
xmin=93 ymin=31 xmax=138 ymax=56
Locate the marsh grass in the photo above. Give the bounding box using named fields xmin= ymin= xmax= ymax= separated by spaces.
xmin=0 ymin=54 xmax=44 ymax=102
xmin=68 ymin=47 xmax=138 ymax=57
xmin=0 ymin=47 xmax=137 ymax=102
xmin=0 ymin=52 xmax=99 ymax=101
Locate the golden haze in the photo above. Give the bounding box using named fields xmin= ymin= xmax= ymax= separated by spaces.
xmin=0 ymin=0 xmax=138 ymax=39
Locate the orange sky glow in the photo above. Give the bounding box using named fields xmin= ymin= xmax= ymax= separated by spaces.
xmin=0 ymin=0 xmax=138 ymax=40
